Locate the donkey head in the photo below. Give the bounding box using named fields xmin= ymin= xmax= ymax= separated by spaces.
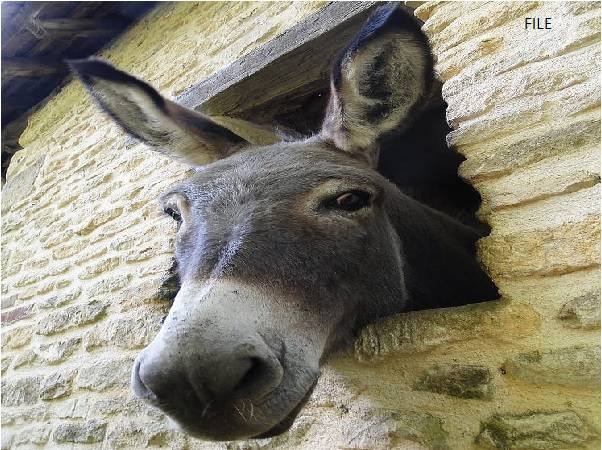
xmin=71 ymin=5 xmax=473 ymax=441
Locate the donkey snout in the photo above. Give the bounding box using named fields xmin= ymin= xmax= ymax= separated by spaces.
xmin=132 ymin=339 xmax=284 ymax=409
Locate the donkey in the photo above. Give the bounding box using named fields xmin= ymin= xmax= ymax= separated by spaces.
xmin=69 ymin=4 xmax=498 ymax=441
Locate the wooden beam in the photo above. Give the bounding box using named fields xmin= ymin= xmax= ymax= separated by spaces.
xmin=1 ymin=3 xmax=46 ymax=47
xmin=1 ymin=57 xmax=66 ymax=78
xmin=178 ymin=2 xmax=379 ymax=116
xmin=26 ymin=16 xmax=129 ymax=39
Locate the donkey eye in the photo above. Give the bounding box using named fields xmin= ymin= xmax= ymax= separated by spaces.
xmin=329 ymin=190 xmax=372 ymax=212
xmin=164 ymin=207 xmax=182 ymax=223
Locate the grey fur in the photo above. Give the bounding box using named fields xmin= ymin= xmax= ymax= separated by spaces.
xmin=71 ymin=4 xmax=497 ymax=441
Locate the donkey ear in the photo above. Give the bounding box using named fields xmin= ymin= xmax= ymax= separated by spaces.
xmin=68 ymin=58 xmax=247 ymax=166
xmin=321 ymin=4 xmax=434 ymax=165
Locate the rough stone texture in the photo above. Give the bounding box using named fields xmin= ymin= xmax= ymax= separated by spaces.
xmin=1 ymin=156 xmax=45 ymax=213
xmin=414 ymin=363 xmax=493 ymax=400
xmin=83 ymin=307 xmax=164 ymax=350
xmin=0 ymin=433 xmax=12 ymax=450
xmin=1 ymin=376 xmax=42 ymax=407
xmin=75 ymin=357 xmax=134 ymax=392
xmin=2 ymin=325 xmax=33 ymax=349
xmin=558 ymin=290 xmax=601 ymax=329
xmin=53 ymin=420 xmax=107 ymax=444
xmin=1 ymin=1 xmax=600 ymax=449
xmin=12 ymin=425 xmax=52 ymax=447
xmin=1 ymin=405 xmax=48 ymax=427
xmin=477 ymin=411 xmax=595 ymax=449
xmin=1 ymin=304 xmax=35 ymax=325
xmin=105 ymin=419 xmax=187 ymax=449
xmin=12 ymin=349 xmax=37 ymax=370
xmin=36 ymin=337 xmax=82 ymax=365
xmin=36 ymin=300 xmax=108 ymax=336
xmin=355 ymin=301 xmax=540 ymax=361
xmin=40 ymin=370 xmax=77 ymax=400
xmin=1 ymin=355 xmax=12 ymax=375
xmin=340 ymin=409 xmax=448 ymax=450
xmin=503 ymin=345 xmax=601 ymax=388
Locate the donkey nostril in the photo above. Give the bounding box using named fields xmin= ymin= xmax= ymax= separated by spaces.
xmin=131 ymin=359 xmax=159 ymax=403
xmin=230 ymin=355 xmax=284 ymax=400
xmin=235 ymin=358 xmax=264 ymax=391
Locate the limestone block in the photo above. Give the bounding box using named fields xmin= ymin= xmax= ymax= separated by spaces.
xmin=53 ymin=419 xmax=107 ymax=444
xmin=102 ymin=277 xmax=173 ymax=313
xmin=480 ymin=214 xmax=599 ymax=278
xmin=51 ymin=239 xmax=89 ymax=260
xmin=30 ymin=256 xmax=49 ymax=269
xmin=340 ymin=409 xmax=448 ymax=450
xmin=502 ymin=345 xmax=601 ymax=388
xmin=43 ymin=263 xmax=70 ymax=278
xmin=89 ymin=396 xmax=160 ymax=419
xmin=467 ymin=114 xmax=592 ymax=175
xmin=78 ymin=256 xmax=122 ymax=280
xmin=56 ymin=398 xmax=92 ymax=419
xmin=479 ymin=186 xmax=600 ymax=278
xmin=416 ymin=1 xmax=479 ymax=32
xmin=494 ymin=268 xmax=600 ymax=326
xmin=105 ymin=418 xmax=187 ymax=449
xmin=2 ymin=325 xmax=33 ymax=349
xmin=445 ymin=45 xmax=600 ymax=126
xmin=1 ymin=375 xmax=42 ymax=407
xmin=85 ymin=273 xmax=132 ymax=298
xmin=38 ymin=287 xmax=82 ymax=309
xmin=1 ymin=304 xmax=34 ymax=325
xmin=3 ymin=263 xmax=21 ymax=278
xmin=476 ymin=411 xmax=596 ymax=449
xmin=71 ymin=206 xmax=123 ymax=236
xmin=75 ymin=356 xmax=134 ymax=392
xmin=476 ymin=145 xmax=600 ymax=211
xmin=1 ymin=405 xmax=47 ymax=427
xmin=1 ymin=293 xmax=16 ymax=310
xmin=558 ymin=290 xmax=601 ymax=329
xmin=436 ymin=36 xmax=504 ymax=80
xmin=109 ymin=225 xmax=168 ymax=252
xmin=40 ymin=227 xmax=76 ymax=249
xmin=40 ymin=370 xmax=77 ymax=400
xmin=13 ymin=425 xmax=52 ymax=447
xmin=1 ymin=156 xmax=45 ymax=214
xmin=89 ymin=213 xmax=145 ymax=244
xmin=426 ymin=2 xmax=538 ymax=54
xmin=414 ymin=363 xmax=493 ymax=400
xmin=83 ymin=307 xmax=164 ymax=350
xmin=438 ymin=5 xmax=600 ymax=95
xmin=1 ymin=213 xmax=25 ymax=234
xmin=0 ymin=432 xmax=11 ymax=450
xmin=355 ymin=301 xmax=539 ymax=361
xmin=1 ymin=355 xmax=12 ymax=374
xmin=18 ymin=278 xmax=72 ymax=301
xmin=5 ymin=248 xmax=31 ymax=265
xmin=12 ymin=272 xmax=43 ymax=288
xmin=12 ymin=349 xmax=37 ymax=369
xmin=36 ymin=299 xmax=108 ymax=336
xmin=72 ymin=245 xmax=108 ymax=265
xmin=36 ymin=337 xmax=82 ymax=364
xmin=485 ymin=186 xmax=599 ymax=233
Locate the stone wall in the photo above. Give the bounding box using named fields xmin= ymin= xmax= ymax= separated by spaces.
xmin=1 ymin=2 xmax=600 ymax=449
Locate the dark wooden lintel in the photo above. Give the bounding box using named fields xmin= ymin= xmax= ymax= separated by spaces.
xmin=26 ymin=16 xmax=129 ymax=39
xmin=1 ymin=57 xmax=66 ymax=78
xmin=178 ymin=2 xmax=379 ymax=116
